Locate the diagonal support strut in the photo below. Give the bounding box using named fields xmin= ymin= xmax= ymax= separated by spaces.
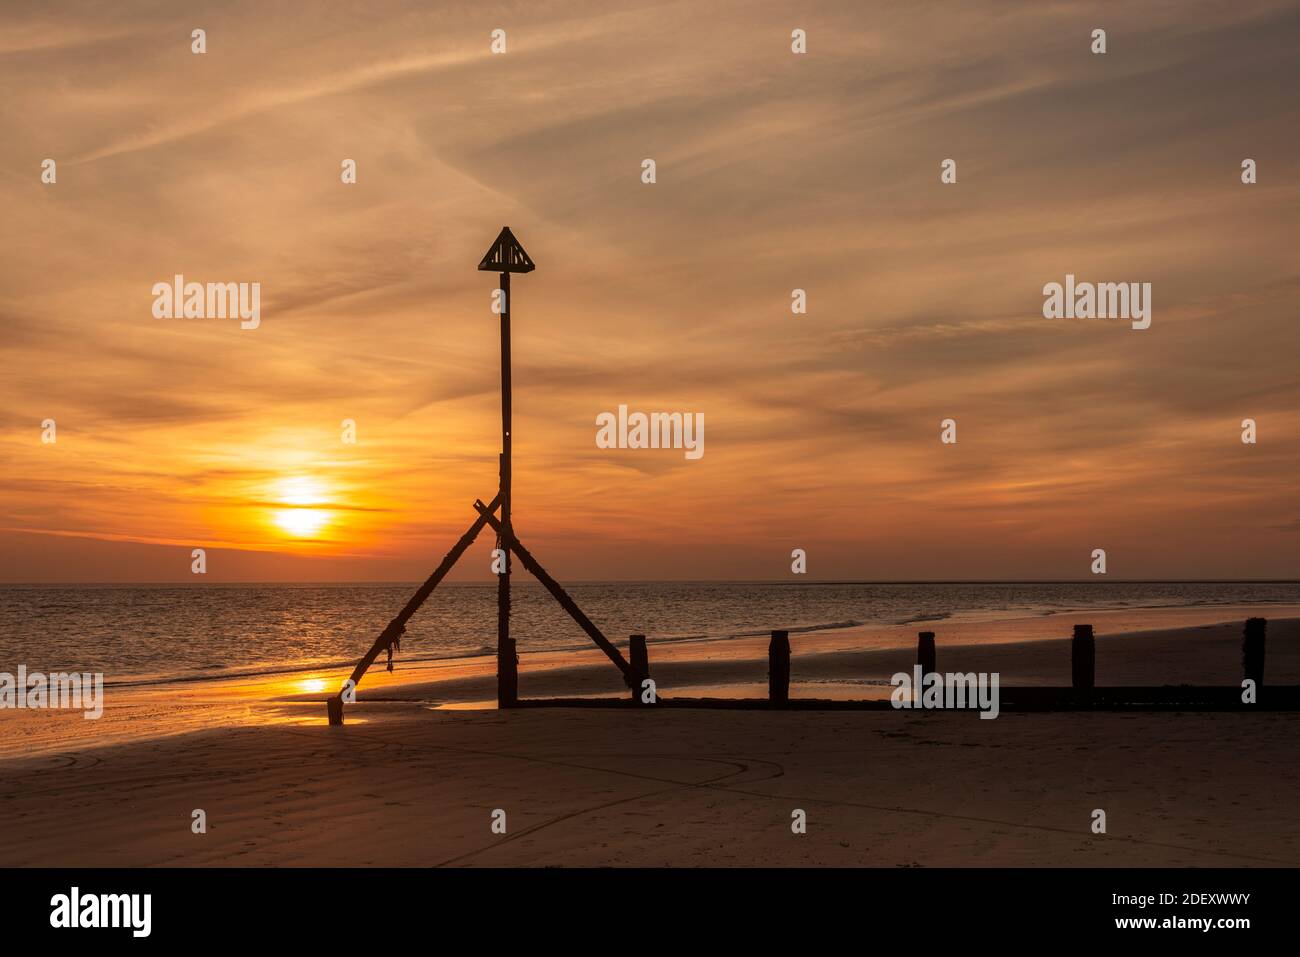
xmin=473 ymin=499 xmax=633 ymax=684
xmin=327 ymin=493 xmax=502 ymax=723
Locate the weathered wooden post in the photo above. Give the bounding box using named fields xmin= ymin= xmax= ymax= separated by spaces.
xmin=1243 ymin=617 xmax=1266 ymax=689
xmin=326 ymin=694 xmax=344 ymax=726
xmin=1072 ymin=624 xmax=1095 ymax=692
xmin=917 ymin=631 xmax=936 ymax=681
xmin=769 ymin=630 xmax=791 ymax=707
xmin=499 ymin=636 xmax=518 ymax=704
xmin=629 ymin=634 xmax=650 ymax=704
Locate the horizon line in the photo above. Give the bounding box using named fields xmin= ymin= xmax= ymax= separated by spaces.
xmin=4 ymin=578 xmax=1299 ymax=588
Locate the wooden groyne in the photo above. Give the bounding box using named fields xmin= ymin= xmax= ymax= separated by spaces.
xmin=506 ymin=618 xmax=1298 ymax=713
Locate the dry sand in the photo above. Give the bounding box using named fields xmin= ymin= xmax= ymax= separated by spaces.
xmin=1 ymin=607 xmax=1297 ymax=867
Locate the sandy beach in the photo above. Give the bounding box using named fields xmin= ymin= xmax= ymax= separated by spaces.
xmin=1 ymin=607 xmax=1297 ymax=867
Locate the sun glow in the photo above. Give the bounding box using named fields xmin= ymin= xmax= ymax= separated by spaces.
xmin=274 ymin=508 xmax=329 ymax=538
xmin=271 ymin=476 xmax=333 ymax=540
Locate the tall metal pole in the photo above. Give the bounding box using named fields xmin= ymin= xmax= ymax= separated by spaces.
xmin=497 ymin=270 xmax=516 ymax=706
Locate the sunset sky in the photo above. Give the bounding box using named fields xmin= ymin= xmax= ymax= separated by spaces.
xmin=2 ymin=0 xmax=1298 ymax=582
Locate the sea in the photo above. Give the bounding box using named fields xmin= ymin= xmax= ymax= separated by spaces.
xmin=1 ymin=581 xmax=1297 ymax=686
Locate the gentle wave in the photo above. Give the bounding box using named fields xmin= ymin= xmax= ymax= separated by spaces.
xmin=4 ymin=581 xmax=1298 ymax=684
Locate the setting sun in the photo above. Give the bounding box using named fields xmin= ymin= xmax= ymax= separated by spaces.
xmin=271 ymin=476 xmax=332 ymax=540
xmin=274 ymin=508 xmax=329 ymax=538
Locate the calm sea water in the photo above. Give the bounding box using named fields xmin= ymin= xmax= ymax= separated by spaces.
xmin=1 ymin=581 xmax=1296 ymax=684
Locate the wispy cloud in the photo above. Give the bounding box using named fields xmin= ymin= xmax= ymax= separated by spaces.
xmin=2 ymin=0 xmax=1298 ymax=581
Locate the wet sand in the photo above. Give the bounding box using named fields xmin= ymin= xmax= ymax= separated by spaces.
xmin=0 ymin=608 xmax=1296 ymax=866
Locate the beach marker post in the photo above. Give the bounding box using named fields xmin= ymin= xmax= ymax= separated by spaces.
xmin=480 ymin=229 xmax=535 ymax=708
xmin=330 ymin=228 xmax=638 ymax=724
xmin=769 ymin=630 xmax=791 ymax=707
xmin=629 ymin=634 xmax=650 ymax=704
xmin=1071 ymin=624 xmax=1095 ymax=693
xmin=917 ymin=631 xmax=937 ymax=682
xmin=1243 ymin=617 xmax=1266 ymax=690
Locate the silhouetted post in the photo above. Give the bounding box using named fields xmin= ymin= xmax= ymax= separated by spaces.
xmin=496 ymin=269 xmax=515 ymax=708
xmin=1072 ymin=624 xmax=1095 ymax=691
xmin=629 ymin=634 xmax=650 ymax=704
xmin=480 ymin=229 xmax=535 ymax=708
xmin=326 ymin=694 xmax=344 ymax=726
xmin=1243 ymin=618 xmax=1266 ymax=689
xmin=497 ymin=636 xmax=517 ymax=703
xmin=917 ymin=631 xmax=936 ymax=681
xmin=769 ymin=630 xmax=791 ymax=707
